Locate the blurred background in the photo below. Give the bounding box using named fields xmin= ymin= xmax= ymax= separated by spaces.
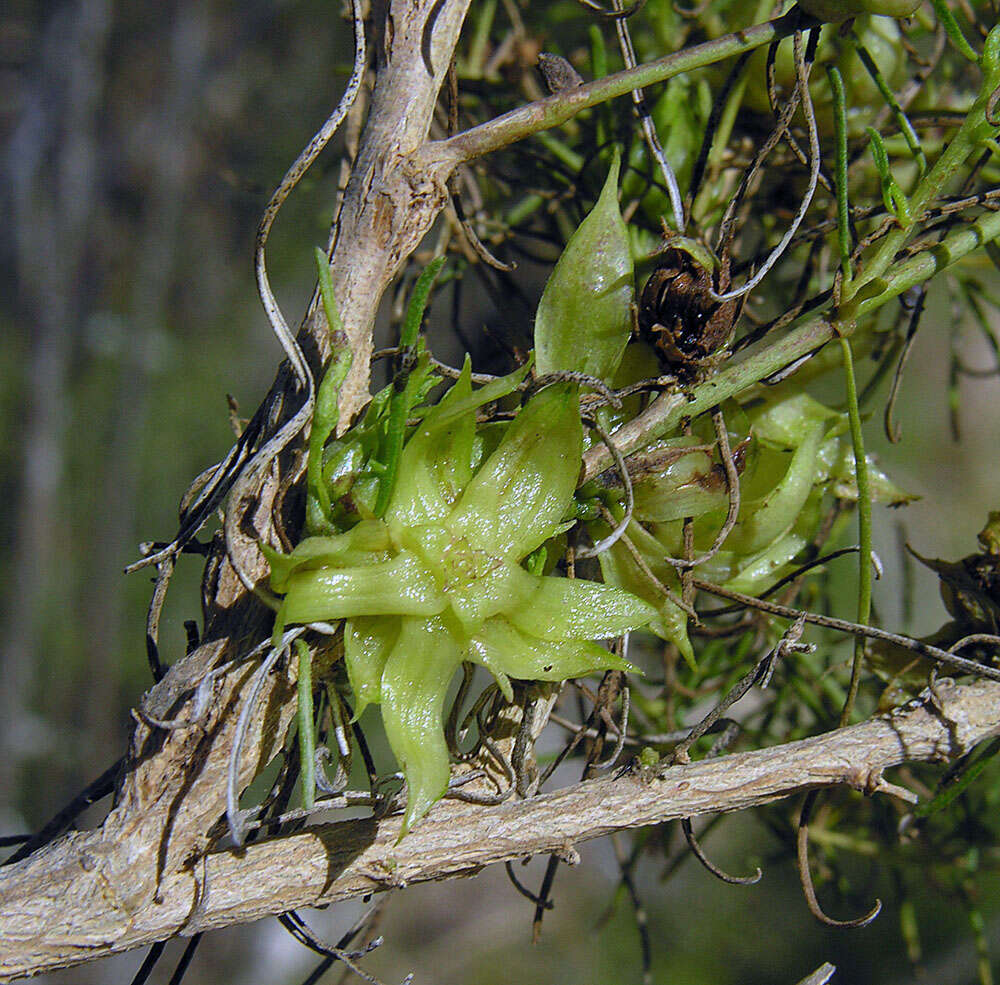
xmin=2 ymin=1 xmax=999 ymax=983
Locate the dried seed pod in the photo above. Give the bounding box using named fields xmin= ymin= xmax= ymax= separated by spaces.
xmin=537 ymin=53 xmax=584 ymax=94
xmin=637 ymin=247 xmax=737 ymax=381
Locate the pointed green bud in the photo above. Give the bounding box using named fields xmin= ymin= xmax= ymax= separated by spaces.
xmin=386 ymin=360 xmax=531 ymax=526
xmin=277 ymin=552 xmax=445 ymax=625
xmin=535 ymin=151 xmax=634 ymax=383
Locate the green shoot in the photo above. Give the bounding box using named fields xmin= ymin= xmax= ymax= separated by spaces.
xmin=373 ymin=256 xmax=447 ymax=517
xmin=827 ymin=65 xmax=852 ymax=286
xmin=838 ymin=335 xmax=873 ymax=727
xmin=295 ymin=638 xmax=316 ymax=811
xmin=307 ymin=247 xmax=353 ymax=534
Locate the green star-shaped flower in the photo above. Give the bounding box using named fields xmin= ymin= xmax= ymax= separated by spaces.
xmin=265 ymin=365 xmax=656 ymax=833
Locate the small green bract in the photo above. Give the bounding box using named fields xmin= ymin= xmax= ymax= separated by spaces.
xmin=265 ymin=363 xmax=656 ymax=834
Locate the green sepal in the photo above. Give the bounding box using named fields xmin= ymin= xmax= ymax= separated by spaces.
xmin=724 ymin=421 xmax=825 ymax=556
xmin=344 ymin=615 xmax=400 ymax=719
xmin=380 ymin=616 xmax=464 ymax=837
xmin=534 ymin=150 xmax=634 ymax=383
xmin=449 ymin=383 xmax=583 ymax=561
xmin=263 ymin=521 xmax=394 ymax=593
xmin=506 ymin=572 xmax=656 ymax=642
xmin=278 ymin=552 xmax=446 ymax=625
xmin=386 ymin=359 xmax=531 ymax=526
xmin=469 ymin=616 xmax=632 ymax=702
xmin=750 ymin=393 xmax=838 ymax=450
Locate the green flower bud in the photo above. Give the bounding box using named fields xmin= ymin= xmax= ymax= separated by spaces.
xmin=535 ymin=152 xmax=634 ymax=383
xmin=266 ymin=375 xmax=654 ymax=834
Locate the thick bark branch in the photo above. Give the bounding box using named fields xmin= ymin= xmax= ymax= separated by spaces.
xmin=319 ymin=0 xmax=472 ymax=423
xmin=2 ymin=678 xmax=998 ymax=981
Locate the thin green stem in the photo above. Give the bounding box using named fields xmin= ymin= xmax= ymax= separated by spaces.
xmin=296 ymin=639 xmax=316 ymax=811
xmin=930 ymin=0 xmax=980 ymax=62
xmin=837 ymin=335 xmax=872 ymax=728
xmin=692 ymin=58 xmax=751 ymax=224
xmin=852 ymin=36 xmax=927 ymax=177
xmin=401 ymin=256 xmax=446 ymax=349
xmin=843 ymin=32 xmax=1000 ymax=309
xmin=581 ymin=206 xmax=1000 ymax=483
xmin=374 ymin=256 xmax=446 ymax=516
xmin=827 ymin=65 xmax=851 ymax=284
xmin=428 ymin=14 xmax=793 ymax=166
xmin=855 ymin=206 xmax=1000 ymax=319
xmin=581 ymin=315 xmax=837 ymax=481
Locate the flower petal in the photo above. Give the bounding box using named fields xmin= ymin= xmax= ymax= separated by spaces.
xmin=380 ymin=616 xmax=463 ymax=836
xmin=263 ymin=521 xmax=394 ymax=593
xmin=344 ymin=616 xmax=400 ymax=718
xmin=597 ymin=524 xmax=695 ymax=669
xmin=449 ymin=383 xmax=583 ymax=561
xmin=724 ymin=420 xmax=824 ymax=556
xmin=278 ymin=552 xmax=445 ymax=625
xmin=631 ymin=438 xmax=730 ymax=523
xmin=387 ymin=360 xmax=531 ymax=526
xmin=469 ymin=616 xmax=630 ymax=700
xmin=506 ymin=573 xmax=656 ymax=642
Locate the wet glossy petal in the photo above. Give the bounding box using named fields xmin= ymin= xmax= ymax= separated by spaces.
xmin=380 ymin=617 xmax=464 ymax=835
xmin=724 ymin=421 xmax=824 ymax=556
xmin=278 ymin=552 xmax=446 ymax=625
xmin=263 ymin=521 xmax=394 ymax=592
xmin=469 ymin=616 xmax=630 ymax=700
xmin=506 ymin=573 xmax=656 ymax=642
xmin=387 ymin=360 xmax=530 ymax=526
xmin=344 ymin=616 xmax=400 ymax=719
xmin=750 ymin=393 xmax=837 ymax=450
xmin=449 ymin=383 xmax=582 ymax=561
xmin=631 ymin=438 xmax=730 ymax=524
